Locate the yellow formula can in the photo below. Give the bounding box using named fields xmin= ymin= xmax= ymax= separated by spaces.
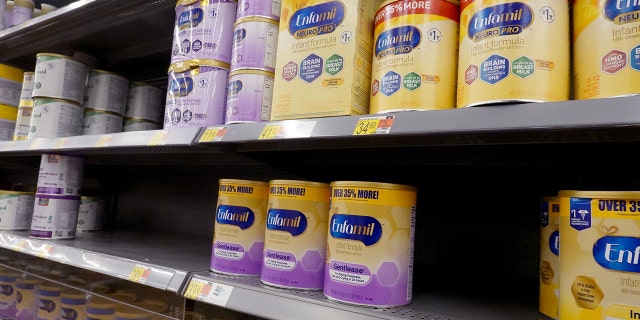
xmin=456 ymin=0 xmax=570 ymax=107
xmin=37 ymin=283 xmax=61 ymax=320
xmin=324 ymin=181 xmax=417 ymax=307
xmin=260 ymin=180 xmax=330 ymax=290
xmin=86 ymin=297 xmax=118 ymax=320
xmin=559 ymin=190 xmax=640 ymax=320
xmin=61 ymin=289 xmax=87 ymax=320
xmin=16 ymin=278 xmax=41 ymax=320
xmin=573 ymin=0 xmax=640 ymax=99
xmin=371 ymin=0 xmax=460 ymax=112
xmin=211 ymin=179 xmax=269 ymax=276
xmin=539 ymin=196 xmax=560 ymax=319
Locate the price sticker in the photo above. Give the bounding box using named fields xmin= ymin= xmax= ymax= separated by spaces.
xmin=183 ymin=278 xmax=233 ymax=306
xmin=259 ymin=121 xmax=316 ymax=140
xmin=184 ymin=278 xmax=211 ymax=300
xmin=128 ymin=265 xmax=151 ymax=284
xmin=198 ymin=127 xmax=228 ymax=142
xmin=15 ymin=240 xmax=29 ymax=252
xmin=37 ymin=244 xmax=53 ymax=257
xmin=53 ymin=138 xmax=69 ymax=149
xmin=148 ymin=131 xmax=169 ymax=146
xmin=95 ymin=135 xmax=112 ymax=147
xmin=259 ymin=124 xmax=282 ymax=139
xmin=353 ymin=116 xmax=395 ymax=135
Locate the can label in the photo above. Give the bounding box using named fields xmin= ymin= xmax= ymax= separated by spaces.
xmin=28 ymin=98 xmax=84 ymax=140
xmin=231 ymin=18 xmax=279 ymax=72
xmin=83 ymin=71 xmax=129 ymax=115
xmin=0 ymin=191 xmax=35 ymax=230
xmin=32 ymin=54 xmax=88 ymax=104
xmin=37 ymin=286 xmax=61 ymax=320
xmin=457 ymin=0 xmax=570 ymax=107
xmin=539 ymin=196 xmax=560 ymax=319
xmin=30 ymin=194 xmax=80 ymax=240
xmin=236 ymin=0 xmax=281 ymax=21
xmin=211 ymin=179 xmax=269 ymax=276
xmin=0 ymin=119 xmax=14 ymax=141
xmin=13 ymin=106 xmax=32 ymax=140
xmin=125 ymin=83 xmax=164 ymax=123
xmin=16 ymin=280 xmax=39 ymax=320
xmin=225 ymin=71 xmax=274 ymax=123
xmin=77 ymin=196 xmax=105 ymax=231
xmin=371 ymin=0 xmax=460 ymax=112
xmin=60 ymin=293 xmax=87 ymax=320
xmin=37 ymin=154 xmax=85 ymax=197
xmin=0 ymin=77 xmax=21 ymax=108
xmin=260 ymin=180 xmax=330 ymax=290
xmin=81 ymin=109 xmax=124 ymax=135
xmin=0 ymin=272 xmax=19 ymax=319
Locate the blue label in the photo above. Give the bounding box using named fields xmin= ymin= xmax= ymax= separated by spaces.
xmin=216 ymin=205 xmax=255 ymax=230
xmin=329 ymin=214 xmax=382 ymax=246
xmin=631 ymin=45 xmax=640 ymax=71
xmin=178 ymin=8 xmax=204 ymax=29
xmin=233 ymin=28 xmax=247 ymax=43
xmin=540 ymin=201 xmax=550 ymax=227
xmin=468 ymin=3 xmax=533 ymax=41
xmin=603 ymin=0 xmax=640 ymax=23
xmin=549 ymin=230 xmax=559 ymax=256
xmin=289 ymin=1 xmax=345 ymax=39
xmin=381 ymin=71 xmax=401 ymax=96
xmin=0 ymin=284 xmax=12 ymax=296
xmin=170 ymin=77 xmax=193 ymax=97
xmin=266 ymin=209 xmax=307 ymax=237
xmin=593 ymin=236 xmax=640 ymax=272
xmin=228 ymin=80 xmax=243 ymax=95
xmin=480 ymin=54 xmax=509 ymax=84
xmin=375 ymin=26 xmax=421 ymax=59
xmin=570 ymin=198 xmax=592 ymax=231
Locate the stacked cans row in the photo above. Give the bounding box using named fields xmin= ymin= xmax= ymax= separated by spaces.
xmin=0 ymin=63 xmax=23 ymax=140
xmin=211 ymin=178 xmax=417 ymax=308
xmin=1 ymin=0 xmax=57 ymax=30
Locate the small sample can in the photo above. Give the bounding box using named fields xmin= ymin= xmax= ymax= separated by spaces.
xmin=225 ymin=69 xmax=274 ymax=123
xmin=539 ymin=196 xmax=559 ymax=319
xmin=371 ymin=0 xmax=460 ymax=112
xmin=28 ymin=98 xmax=84 ymax=140
xmin=37 ymin=283 xmax=61 ymax=320
xmin=0 ymin=190 xmax=35 ymax=230
xmin=19 ymin=71 xmax=34 ymax=107
xmin=457 ymin=0 xmax=570 ymax=107
xmin=0 ymin=63 xmax=23 ymax=107
xmin=260 ymin=180 xmax=330 ymax=290
xmin=81 ymin=108 xmax=124 ymax=135
xmin=16 ymin=278 xmax=41 ymax=320
xmin=76 ymin=196 xmax=105 ymax=231
xmin=125 ymin=82 xmax=164 ymax=124
xmin=236 ymin=0 xmax=281 ymax=21
xmin=171 ymin=0 xmax=238 ymax=64
xmin=324 ymin=181 xmax=417 ymax=307
xmin=0 ymin=269 xmax=20 ymax=319
xmin=30 ymin=194 xmax=80 ymax=240
xmin=61 ymin=289 xmax=87 ymax=320
xmin=32 ymin=53 xmax=88 ymax=105
xmin=86 ymin=297 xmax=117 ymax=320
xmin=83 ymin=69 xmax=129 ymax=115
xmin=573 ymin=0 xmax=640 ymax=99
xmin=9 ymin=0 xmax=32 ymax=26
xmin=37 ymin=153 xmax=85 ymax=197
xmin=230 ymin=17 xmax=279 ymax=73
xmin=558 ymin=190 xmax=640 ymax=320
xmin=122 ymin=117 xmax=161 ymax=132
xmin=211 ymin=179 xmax=269 ymax=276
xmin=164 ymin=60 xmax=229 ymax=128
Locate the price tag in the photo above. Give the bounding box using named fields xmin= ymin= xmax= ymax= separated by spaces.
xmin=128 ymin=265 xmax=151 ymax=284
xmin=198 ymin=127 xmax=228 ymax=142
xmin=14 ymin=240 xmax=29 ymax=252
xmin=53 ymin=138 xmax=69 ymax=149
xmin=148 ymin=131 xmax=169 ymax=146
xmin=95 ymin=135 xmax=112 ymax=147
xmin=259 ymin=124 xmax=282 ymax=139
xmin=353 ymin=115 xmax=395 ymax=135
xmin=259 ymin=121 xmax=316 ymax=140
xmin=36 ymin=244 xmax=53 ymax=257
xmin=183 ymin=278 xmax=233 ymax=306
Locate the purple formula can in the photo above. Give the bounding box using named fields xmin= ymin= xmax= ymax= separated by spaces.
xmin=30 ymin=194 xmax=80 ymax=240
xmin=236 ymin=0 xmax=281 ymax=21
xmin=164 ymin=60 xmax=229 ymax=128
xmin=230 ymin=17 xmax=279 ymax=73
xmin=171 ymin=0 xmax=237 ymax=65
xmin=225 ymin=69 xmax=273 ymax=123
xmin=37 ymin=153 xmax=85 ymax=197
xmin=0 ymin=269 xmax=20 ymax=319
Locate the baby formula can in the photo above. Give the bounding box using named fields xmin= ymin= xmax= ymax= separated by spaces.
xmin=9 ymin=0 xmax=32 ymax=26
xmin=211 ymin=179 xmax=269 ymax=276
xmin=13 ymin=106 xmax=32 ymax=140
xmin=0 ymin=63 xmax=23 ymax=107
xmin=559 ymin=190 xmax=640 ymax=320
xmin=106 ymin=291 xmax=137 ymax=304
xmin=122 ymin=117 xmax=161 ymax=132
xmin=37 ymin=283 xmax=61 ymax=320
xmin=0 ymin=269 xmax=20 ymax=319
xmin=19 ymin=72 xmax=34 ymax=107
xmin=236 ymin=0 xmax=281 ymax=21
xmin=324 ymin=181 xmax=417 ymax=307
xmin=86 ymin=297 xmax=117 ymax=320
xmin=230 ymin=17 xmax=279 ymax=73
xmin=37 ymin=153 xmax=85 ymax=197
xmin=28 ymin=98 xmax=84 ymax=139
xmin=125 ymin=82 xmax=164 ymax=124
xmin=225 ymin=69 xmax=274 ymax=123
xmin=81 ymin=108 xmax=124 ymax=135
xmin=30 ymin=194 xmax=80 ymax=240
xmin=261 ymin=180 xmax=330 ymax=290
xmin=132 ymin=300 xmax=169 ymax=315
xmin=83 ymin=70 xmax=129 ymax=115
xmin=0 ymin=190 xmax=35 ymax=230
xmin=164 ymin=60 xmax=229 ymax=128
xmin=3 ymin=1 xmax=12 ymax=29
xmin=456 ymin=0 xmax=570 ymax=107
xmin=61 ymin=289 xmax=87 ymax=320
xmin=539 ymin=195 xmax=559 ymax=319
xmin=371 ymin=0 xmax=460 ymax=112
xmin=76 ymin=196 xmax=105 ymax=231
xmin=16 ymin=278 xmax=41 ymax=320
xmin=171 ymin=0 xmax=237 ymax=64
xmin=32 ymin=53 xmax=88 ymax=105
xmin=573 ymin=0 xmax=640 ymax=99
xmin=115 ymin=306 xmax=152 ymax=320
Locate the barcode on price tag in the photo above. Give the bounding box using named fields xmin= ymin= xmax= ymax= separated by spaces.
xmin=128 ymin=265 xmax=151 ymax=284
xmin=184 ymin=278 xmax=233 ymax=306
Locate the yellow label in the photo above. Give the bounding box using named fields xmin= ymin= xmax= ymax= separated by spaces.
xmin=127 ymin=265 xmax=150 ymax=283
xmin=147 ymin=131 xmax=168 ymax=146
xmin=259 ymin=124 xmax=282 ymax=140
xmin=94 ymin=135 xmax=112 ymax=147
xmin=353 ymin=116 xmax=394 ymax=135
xmin=199 ymin=127 xmax=228 ymax=142
xmin=184 ymin=279 xmax=207 ymax=300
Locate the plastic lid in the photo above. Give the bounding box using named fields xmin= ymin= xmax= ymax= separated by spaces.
xmin=14 ymin=0 xmax=35 ymax=9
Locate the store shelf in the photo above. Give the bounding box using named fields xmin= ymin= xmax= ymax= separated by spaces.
xmin=0 ymin=230 xmax=212 ymax=292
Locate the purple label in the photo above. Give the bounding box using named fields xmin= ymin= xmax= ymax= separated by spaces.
xmin=30 ymin=230 xmax=53 ymax=238
xmin=211 ymin=241 xmax=263 ymax=276
xmin=300 ymin=54 xmax=323 ymax=83
xmin=261 ymin=249 xmax=325 ymax=289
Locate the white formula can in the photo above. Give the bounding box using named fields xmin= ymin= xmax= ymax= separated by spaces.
xmin=19 ymin=71 xmax=34 ymax=107
xmin=122 ymin=117 xmax=161 ymax=132
xmin=125 ymin=82 xmax=164 ymax=124
xmin=230 ymin=17 xmax=279 ymax=73
xmin=0 ymin=63 xmax=23 ymax=107
xmin=76 ymin=196 xmax=105 ymax=231
xmin=81 ymin=108 xmax=123 ymax=135
xmin=0 ymin=118 xmax=14 ymax=141
xmin=28 ymin=98 xmax=84 ymax=139
xmin=225 ymin=69 xmax=273 ymax=123
xmin=37 ymin=153 xmax=85 ymax=197
xmin=236 ymin=0 xmax=281 ymax=21
xmin=32 ymin=53 xmax=88 ymax=105
xmin=12 ymin=105 xmax=31 ymax=140
xmin=30 ymin=194 xmax=80 ymax=240
xmin=9 ymin=0 xmax=32 ymax=27
xmin=83 ymin=69 xmax=129 ymax=115
xmin=0 ymin=190 xmax=35 ymax=230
